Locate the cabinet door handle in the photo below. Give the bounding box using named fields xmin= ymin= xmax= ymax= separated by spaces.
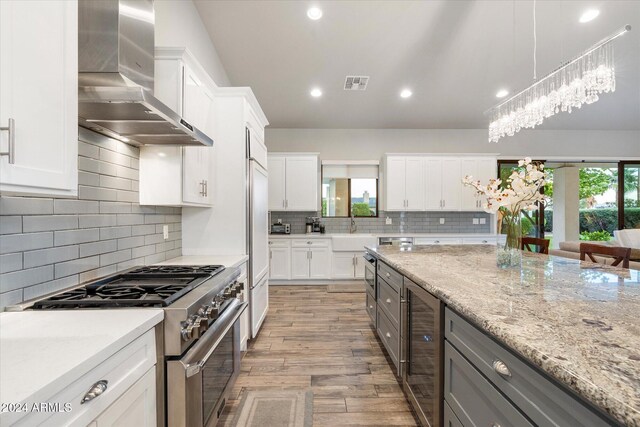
xmin=269 ymin=250 xmax=272 ymax=259
xmin=0 ymin=118 xmax=15 ymax=164
xmin=285 ymin=200 xmax=288 ymax=208
xmin=204 ymin=180 xmax=208 ymax=197
xmin=283 ymin=200 xmax=285 ymax=208
xmin=310 ymin=250 xmax=313 ymax=259
xmin=492 ymin=360 xmax=512 ymax=377
xmin=81 ymin=380 xmax=108 ymax=404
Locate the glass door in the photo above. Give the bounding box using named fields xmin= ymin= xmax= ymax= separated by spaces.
xmin=403 ymin=280 xmax=442 ymax=427
xmin=620 ymin=162 xmax=640 ymax=229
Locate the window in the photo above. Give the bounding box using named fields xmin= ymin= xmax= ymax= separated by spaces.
xmin=322 ymin=178 xmax=378 ymax=217
xmin=321 ymin=162 xmax=379 ymax=217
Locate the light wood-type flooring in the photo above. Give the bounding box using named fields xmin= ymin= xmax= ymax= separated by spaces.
xmin=219 ymin=285 xmax=419 ymax=426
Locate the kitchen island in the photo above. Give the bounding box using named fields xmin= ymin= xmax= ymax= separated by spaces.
xmin=366 ymin=244 xmax=640 ymax=426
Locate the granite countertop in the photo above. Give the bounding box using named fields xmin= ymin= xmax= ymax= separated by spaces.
xmin=0 ymin=310 xmax=163 ymax=425
xmin=366 ymin=244 xmax=640 ymax=426
xmin=159 ymin=254 xmax=249 ymax=269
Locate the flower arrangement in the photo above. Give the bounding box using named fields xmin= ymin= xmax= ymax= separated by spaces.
xmin=462 ymin=158 xmax=549 ymax=267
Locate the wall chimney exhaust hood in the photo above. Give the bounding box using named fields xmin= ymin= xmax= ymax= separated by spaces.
xmin=78 ymin=0 xmax=213 ymax=147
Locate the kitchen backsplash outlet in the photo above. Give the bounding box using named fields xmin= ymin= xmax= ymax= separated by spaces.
xmin=0 ymin=131 xmax=182 ymax=310
xmin=269 ymin=211 xmax=492 ymax=234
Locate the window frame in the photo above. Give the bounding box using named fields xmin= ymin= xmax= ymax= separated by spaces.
xmin=619 ymin=161 xmax=640 ymax=229
xmin=320 ymin=171 xmax=379 ymax=218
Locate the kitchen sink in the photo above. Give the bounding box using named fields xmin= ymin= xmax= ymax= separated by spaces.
xmin=331 ymin=234 xmax=377 ymax=251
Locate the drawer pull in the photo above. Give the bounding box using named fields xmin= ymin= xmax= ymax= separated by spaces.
xmin=386 ymin=298 xmax=391 ymax=304
xmin=434 ymin=240 xmax=440 ymax=244
xmin=81 ymin=380 xmax=108 ymax=404
xmin=492 ymin=360 xmax=512 ymax=377
xmin=385 ymin=332 xmax=391 ymax=338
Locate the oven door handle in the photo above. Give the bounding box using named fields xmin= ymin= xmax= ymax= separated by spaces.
xmin=183 ymin=299 xmax=248 ymax=378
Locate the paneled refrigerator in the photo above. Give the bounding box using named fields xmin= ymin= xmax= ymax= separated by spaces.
xmin=246 ymin=127 xmax=269 ymax=338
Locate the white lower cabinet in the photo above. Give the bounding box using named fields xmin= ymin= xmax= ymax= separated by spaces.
xmin=332 ymin=252 xmax=366 ymax=279
xmin=289 ymin=239 xmax=331 ymax=280
xmin=91 ymin=366 xmax=156 ymax=427
xmin=269 ymin=240 xmax=291 ymax=280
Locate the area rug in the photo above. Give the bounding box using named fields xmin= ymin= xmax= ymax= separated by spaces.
xmin=230 ymin=389 xmax=313 ymax=427
xmin=327 ymin=283 xmax=365 ymax=293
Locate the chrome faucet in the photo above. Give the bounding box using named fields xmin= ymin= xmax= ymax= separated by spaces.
xmin=350 ymin=214 xmax=357 ymax=234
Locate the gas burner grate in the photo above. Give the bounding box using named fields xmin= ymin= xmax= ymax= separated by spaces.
xmin=127 ymin=265 xmax=225 ymax=276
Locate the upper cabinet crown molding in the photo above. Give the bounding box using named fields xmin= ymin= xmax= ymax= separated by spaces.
xmin=214 ymin=87 xmax=269 ymax=130
xmin=0 ymin=0 xmax=78 ymax=197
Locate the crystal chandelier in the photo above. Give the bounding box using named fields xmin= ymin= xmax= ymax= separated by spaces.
xmin=487 ymin=21 xmax=632 ymax=143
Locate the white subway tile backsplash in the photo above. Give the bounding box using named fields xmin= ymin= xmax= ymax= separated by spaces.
xmin=0 ymin=216 xmax=22 ymax=234
xmin=0 ymin=254 xmax=23 ymax=274
xmin=54 ymin=256 xmax=100 ymax=279
xmin=1 ymin=232 xmax=54 ymax=254
xmin=79 ymin=240 xmax=118 ymax=258
xmin=1 ymin=265 xmax=54 ymax=293
xmin=54 ymin=200 xmax=100 ymax=215
xmin=0 ymin=133 xmax=183 ymax=309
xmin=0 ymin=197 xmax=54 ymax=215
xmin=99 ymin=226 xmax=132 ymax=240
xmin=54 ymin=228 xmax=100 ymax=246
xmin=24 ymin=246 xmax=79 ymax=268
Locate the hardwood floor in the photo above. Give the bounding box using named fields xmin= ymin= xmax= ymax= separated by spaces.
xmin=219 ymin=285 xmax=419 ymax=426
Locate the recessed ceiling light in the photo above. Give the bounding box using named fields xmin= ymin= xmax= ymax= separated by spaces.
xmin=400 ymin=89 xmax=412 ymax=98
xmin=579 ymin=9 xmax=600 ymax=23
xmin=496 ymin=89 xmax=509 ymax=98
xmin=310 ymin=88 xmax=322 ymax=97
xmin=307 ymin=7 xmax=322 ymax=20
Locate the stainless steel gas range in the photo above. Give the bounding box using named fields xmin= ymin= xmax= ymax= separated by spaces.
xmin=7 ymin=265 xmax=247 ymax=427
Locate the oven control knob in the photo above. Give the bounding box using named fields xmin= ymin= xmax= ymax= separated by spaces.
xmin=181 ymin=320 xmax=195 ymax=341
xmin=205 ymin=304 xmax=218 ymax=319
xmin=233 ymin=282 xmax=243 ymax=293
xmin=198 ymin=316 xmax=210 ymax=333
xmin=224 ymin=287 xmax=237 ymax=298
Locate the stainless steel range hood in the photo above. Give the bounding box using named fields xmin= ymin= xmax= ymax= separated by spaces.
xmin=78 ymin=0 xmax=213 ymax=147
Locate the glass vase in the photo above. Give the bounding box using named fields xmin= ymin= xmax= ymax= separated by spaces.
xmin=497 ymin=210 xmax=522 ymax=268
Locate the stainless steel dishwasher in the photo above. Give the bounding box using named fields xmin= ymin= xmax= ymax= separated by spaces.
xmin=378 ymin=237 xmax=414 ymax=247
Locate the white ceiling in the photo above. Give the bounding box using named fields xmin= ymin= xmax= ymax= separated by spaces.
xmin=194 ymin=0 xmax=640 ymax=130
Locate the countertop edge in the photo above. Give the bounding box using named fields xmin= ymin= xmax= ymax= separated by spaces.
xmin=365 ymin=246 xmax=637 ymax=426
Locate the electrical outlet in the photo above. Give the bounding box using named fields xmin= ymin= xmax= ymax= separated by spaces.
xmin=473 ymin=218 xmax=479 ymax=225
xmin=439 ymin=218 xmax=445 ymax=225
xmin=480 ymin=218 xmax=486 ymax=225
xmin=163 ymin=224 xmax=169 ymax=240
xmin=385 ymin=217 xmax=392 ymax=225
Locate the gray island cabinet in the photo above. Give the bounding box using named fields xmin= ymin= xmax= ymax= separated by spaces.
xmin=364 ymin=245 xmax=638 ymax=427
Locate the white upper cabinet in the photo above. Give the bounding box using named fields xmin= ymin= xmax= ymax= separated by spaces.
xmin=140 ymin=50 xmax=214 ymax=207
xmin=268 ymin=154 xmax=318 ymax=211
xmin=424 ymin=157 xmax=462 ymax=211
xmin=385 ymin=156 xmax=425 ymax=211
xmin=460 ymin=157 xmax=496 ymax=211
xmin=0 ymin=0 xmax=78 ymax=196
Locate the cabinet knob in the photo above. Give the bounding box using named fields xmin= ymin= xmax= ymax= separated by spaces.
xmin=491 ymin=424 xmax=502 ymax=427
xmin=492 ymin=360 xmax=512 ymax=377
xmin=385 ymin=332 xmax=391 ymax=338
xmin=386 ymin=298 xmax=391 ymax=304
xmin=369 ymin=305 xmax=374 ymax=309
xmin=307 ymin=241 xmax=312 ymax=244
xmin=386 ymin=273 xmax=390 ymax=278
xmin=434 ymin=240 xmax=440 ymax=244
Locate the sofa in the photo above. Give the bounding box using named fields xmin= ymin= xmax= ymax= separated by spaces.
xmin=549 ymin=229 xmax=640 ymax=270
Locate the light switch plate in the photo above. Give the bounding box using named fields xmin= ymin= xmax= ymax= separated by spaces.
xmin=439 ymin=218 xmax=445 ymax=224
xmin=480 ymin=218 xmax=486 ymax=225
xmin=163 ymin=224 xmax=169 ymax=240
xmin=473 ymin=218 xmax=479 ymax=225
xmin=386 ymin=217 xmax=392 ymax=225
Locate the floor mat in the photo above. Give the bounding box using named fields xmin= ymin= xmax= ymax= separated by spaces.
xmin=230 ymin=389 xmax=313 ymax=427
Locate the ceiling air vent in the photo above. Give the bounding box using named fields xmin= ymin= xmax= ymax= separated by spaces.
xmin=344 ymin=76 xmax=370 ymax=91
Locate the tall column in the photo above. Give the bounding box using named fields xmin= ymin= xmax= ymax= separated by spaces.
xmin=552 ymin=166 xmax=580 ymax=248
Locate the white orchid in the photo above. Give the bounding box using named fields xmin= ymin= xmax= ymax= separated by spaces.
xmin=462 ymin=158 xmax=548 ymax=215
